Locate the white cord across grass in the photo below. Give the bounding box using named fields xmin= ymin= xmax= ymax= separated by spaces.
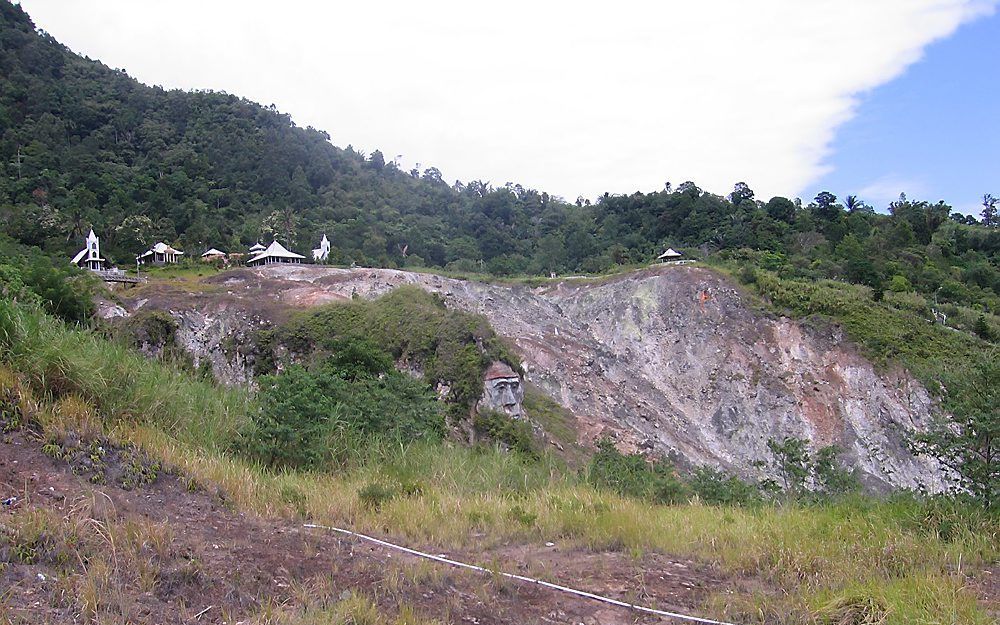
xmin=304 ymin=523 xmax=740 ymax=625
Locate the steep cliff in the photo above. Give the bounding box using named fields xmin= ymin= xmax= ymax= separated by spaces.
xmin=124 ymin=264 xmax=945 ymax=491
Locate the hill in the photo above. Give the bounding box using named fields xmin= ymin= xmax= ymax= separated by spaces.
xmin=2 ymin=287 xmax=998 ymax=624
xmin=2 ymin=0 xmax=999 ymax=310
xmin=122 ymin=263 xmax=951 ymax=491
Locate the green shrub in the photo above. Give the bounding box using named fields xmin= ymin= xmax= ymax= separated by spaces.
xmin=766 ymin=438 xmax=861 ymax=499
xmin=888 ymin=275 xmax=912 ymax=292
xmin=256 ymin=286 xmax=521 ymax=416
xmin=0 ymin=240 xmax=97 ymax=323
xmin=322 ymin=337 xmax=393 ymax=380
xmin=585 ymin=439 xmax=689 ymax=505
xmin=473 ymin=409 xmax=538 ymax=458
xmin=738 ymin=264 xmax=757 ymax=285
xmin=973 ymin=315 xmax=994 ymax=341
xmin=357 ymin=482 xmax=398 ymax=511
xmin=237 ymin=347 xmax=445 ymax=470
xmin=113 ymin=310 xmax=198 ymax=371
xmin=688 ymin=467 xmax=762 ymax=505
xmin=812 ymin=446 xmax=862 ymax=497
xmin=118 ymin=310 xmax=179 ymax=349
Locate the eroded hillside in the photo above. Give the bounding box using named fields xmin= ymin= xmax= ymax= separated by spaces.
xmin=121 ymin=264 xmax=945 ymax=491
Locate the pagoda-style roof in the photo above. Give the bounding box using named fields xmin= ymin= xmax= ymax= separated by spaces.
xmin=248 ymin=240 xmax=305 ymax=264
xmin=657 ymin=248 xmax=683 ymax=259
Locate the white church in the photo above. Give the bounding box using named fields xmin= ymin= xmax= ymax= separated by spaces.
xmin=312 ymin=234 xmax=331 ymax=262
xmin=70 ymin=230 xmax=108 ymax=272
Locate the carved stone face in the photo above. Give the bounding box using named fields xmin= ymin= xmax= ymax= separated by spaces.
xmin=479 ymin=362 xmax=525 ymax=419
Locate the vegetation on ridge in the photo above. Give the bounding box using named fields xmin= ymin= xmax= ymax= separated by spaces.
xmin=725 ymin=265 xmax=998 ymax=509
xmin=250 ymin=286 xmax=521 ymax=415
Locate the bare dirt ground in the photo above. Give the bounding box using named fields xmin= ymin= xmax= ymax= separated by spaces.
xmin=1 ymin=430 xmax=736 ymax=625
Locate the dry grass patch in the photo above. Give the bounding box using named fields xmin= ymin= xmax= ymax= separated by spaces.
xmin=1 ymin=491 xmax=178 ymax=623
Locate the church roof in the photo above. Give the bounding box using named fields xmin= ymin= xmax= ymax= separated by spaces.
xmin=71 ymin=247 xmax=104 ymax=266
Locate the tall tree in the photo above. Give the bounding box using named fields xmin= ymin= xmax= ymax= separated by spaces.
xmin=915 ymin=351 xmax=999 ymax=510
xmin=729 ymin=182 xmax=755 ymax=207
xmin=982 ymin=194 xmax=998 ymax=228
xmin=812 ymin=191 xmax=840 ymax=220
xmin=844 ymin=195 xmax=872 ymax=214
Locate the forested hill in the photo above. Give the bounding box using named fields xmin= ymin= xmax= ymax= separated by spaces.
xmin=0 ymin=0 xmax=512 ymax=268
xmin=1 ymin=0 xmax=999 ymax=312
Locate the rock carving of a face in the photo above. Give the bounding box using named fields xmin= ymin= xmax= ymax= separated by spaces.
xmin=480 ymin=361 xmax=524 ymax=419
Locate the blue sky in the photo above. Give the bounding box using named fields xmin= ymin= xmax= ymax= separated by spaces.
xmin=809 ymin=11 xmax=1000 ymax=216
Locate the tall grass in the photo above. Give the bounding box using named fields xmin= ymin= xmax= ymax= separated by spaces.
xmin=2 ymin=297 xmax=998 ymax=624
xmin=121 ymin=426 xmax=1000 ymax=623
xmin=0 ymin=298 xmax=250 ymax=449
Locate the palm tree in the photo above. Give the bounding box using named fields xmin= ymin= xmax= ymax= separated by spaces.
xmin=844 ymin=195 xmax=872 ymax=214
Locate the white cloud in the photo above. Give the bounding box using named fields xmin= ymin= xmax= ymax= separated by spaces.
xmin=19 ymin=0 xmax=998 ymax=201
xmin=858 ymin=176 xmax=931 ymax=208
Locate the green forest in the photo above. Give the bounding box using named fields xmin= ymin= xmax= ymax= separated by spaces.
xmin=1 ymin=0 xmax=998 ymax=321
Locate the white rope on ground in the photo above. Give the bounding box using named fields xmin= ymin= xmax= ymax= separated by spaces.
xmin=303 ymin=523 xmax=740 ymax=625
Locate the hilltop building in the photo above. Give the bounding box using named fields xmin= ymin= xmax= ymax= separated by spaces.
xmin=656 ymin=247 xmax=695 ymax=266
xmin=248 ymin=242 xmax=266 ymax=254
xmin=246 ymin=240 xmax=305 ymax=267
xmin=201 ymin=248 xmax=227 ymax=262
xmin=312 ymin=234 xmax=331 ymax=262
xmin=70 ymin=229 xmax=107 ymax=272
xmin=137 ymin=242 xmax=184 ymax=265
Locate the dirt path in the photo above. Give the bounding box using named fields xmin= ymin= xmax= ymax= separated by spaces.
xmin=1 ymin=431 xmax=734 ymax=625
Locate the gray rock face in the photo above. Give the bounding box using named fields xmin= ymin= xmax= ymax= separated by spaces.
xmin=128 ymin=264 xmax=947 ymax=491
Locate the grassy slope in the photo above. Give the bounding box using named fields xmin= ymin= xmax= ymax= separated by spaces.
xmin=1 ymin=297 xmax=997 ymax=624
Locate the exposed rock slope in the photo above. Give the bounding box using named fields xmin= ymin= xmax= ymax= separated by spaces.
xmin=126 ymin=264 xmax=945 ymax=491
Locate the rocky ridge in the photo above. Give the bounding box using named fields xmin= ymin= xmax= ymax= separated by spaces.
xmin=124 ymin=264 xmax=946 ymax=491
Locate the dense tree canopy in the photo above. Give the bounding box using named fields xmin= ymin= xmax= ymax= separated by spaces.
xmin=1 ymin=1 xmax=997 ymax=317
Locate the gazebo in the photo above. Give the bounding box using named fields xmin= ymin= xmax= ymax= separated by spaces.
xmin=201 ymin=248 xmax=227 ymax=262
xmin=137 ymin=242 xmax=184 ymax=265
xmin=246 ymin=241 xmax=306 ymax=267
xmin=657 ymin=248 xmax=683 ymax=262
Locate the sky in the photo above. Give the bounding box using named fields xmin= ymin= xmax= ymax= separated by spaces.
xmin=18 ymin=0 xmax=1000 ymax=214
xmin=809 ymin=10 xmax=1000 ymax=215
